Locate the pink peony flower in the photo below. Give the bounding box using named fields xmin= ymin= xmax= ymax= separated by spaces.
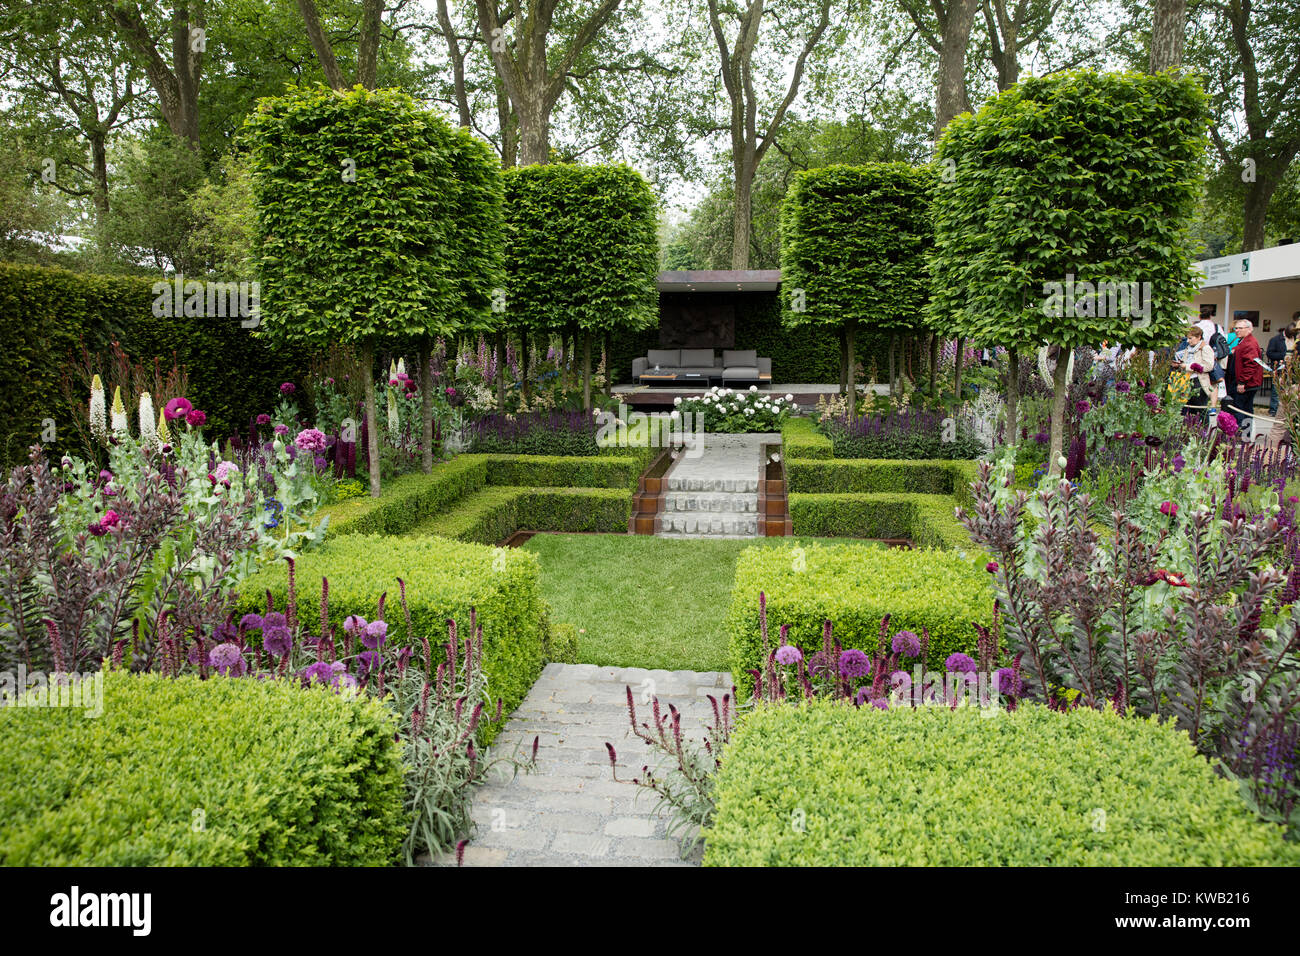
xmin=280 ymin=382 xmax=296 ymax=394
xmin=294 ymin=427 xmax=328 ymax=455
xmin=1159 ymin=500 xmax=1179 ymax=517
xmin=186 ymin=409 xmax=206 ymax=427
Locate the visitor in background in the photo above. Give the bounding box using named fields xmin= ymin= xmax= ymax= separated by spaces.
xmin=1223 ymin=322 xmax=1241 ymax=405
xmin=1267 ymin=325 xmax=1295 ymax=416
xmin=1230 ymin=317 xmax=1264 ymax=429
xmin=1174 ymin=325 xmax=1216 ymax=424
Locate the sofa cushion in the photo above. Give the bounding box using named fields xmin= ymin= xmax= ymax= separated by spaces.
xmin=723 ymin=349 xmax=757 ymax=367
xmin=680 ymin=348 xmax=717 ymax=368
xmin=675 ymin=367 xmax=716 ymax=378
xmin=723 ymin=366 xmax=760 ymax=379
xmin=647 ymin=349 xmax=680 ymax=369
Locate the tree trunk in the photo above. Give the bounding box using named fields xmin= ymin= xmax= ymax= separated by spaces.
xmin=888 ymin=335 xmax=896 ymax=396
xmin=933 ymin=0 xmax=979 ymax=139
xmin=496 ymin=85 xmax=519 ymax=168
xmin=419 ymin=339 xmax=433 ymax=473
xmin=845 ymin=323 xmax=857 ymax=420
xmin=1048 ymin=347 xmax=1071 ymax=476
xmin=1005 ymin=346 xmax=1020 ymax=446
xmin=356 ymin=0 xmax=384 ymax=88
xmin=929 ymin=333 xmax=939 ymax=393
xmin=1242 ymin=175 xmax=1279 ymax=252
xmin=518 ymin=95 xmax=551 ymax=165
xmin=1148 ymin=0 xmax=1187 ymax=73
xmin=604 ymin=330 xmax=613 ymax=397
xmin=495 ymin=331 xmax=506 ymax=411
xmin=839 ymin=327 xmax=849 ymax=395
xmin=437 ymin=0 xmax=473 ymax=127
xmin=731 ymin=155 xmax=755 ymax=269
xmin=361 ymin=342 xmax=381 ymax=497
xmin=520 ymin=328 xmax=531 ymax=405
xmin=954 ymin=336 xmax=965 ymax=403
xmin=582 ymin=331 xmax=592 ymax=412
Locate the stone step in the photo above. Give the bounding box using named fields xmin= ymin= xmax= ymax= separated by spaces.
xmin=665 ymin=475 xmax=759 ymax=493
xmin=662 ymin=492 xmax=758 ymax=513
xmin=658 ymin=512 xmax=758 ymax=536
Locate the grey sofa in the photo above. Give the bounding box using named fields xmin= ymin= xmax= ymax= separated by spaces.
xmin=632 ymin=348 xmax=771 ymax=385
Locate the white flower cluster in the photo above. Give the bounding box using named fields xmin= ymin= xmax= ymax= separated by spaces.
xmin=676 ymin=386 xmax=795 ymax=418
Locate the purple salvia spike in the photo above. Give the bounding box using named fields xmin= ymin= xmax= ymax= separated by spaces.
xmin=377 ymin=590 xmax=386 ymax=621
xmin=466 ymin=701 xmax=484 ymax=735
xmin=265 ymin=588 xmax=273 ymax=615
xmin=531 ymin=735 xmax=539 ymax=763
xmin=626 ymin=685 xmax=638 ymax=730
xmin=467 ymin=742 xmax=477 ymax=778
xmin=779 ymin=623 xmax=789 ymax=646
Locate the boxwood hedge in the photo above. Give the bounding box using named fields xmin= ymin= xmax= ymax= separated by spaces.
xmin=410 ymin=486 xmax=632 ymax=544
xmin=726 ymin=542 xmax=991 ymax=699
xmin=234 ymin=534 xmax=545 ymax=737
xmin=0 ymin=672 xmax=404 ymax=866
xmin=322 ymin=455 xmax=489 ymax=535
xmin=788 ymin=492 xmax=972 ymax=551
xmin=704 ymin=700 xmax=1300 ymax=866
xmin=483 ymin=454 xmax=641 ymax=490
xmin=780 ymin=417 xmax=832 ymax=459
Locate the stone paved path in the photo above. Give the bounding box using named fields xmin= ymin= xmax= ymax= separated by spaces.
xmin=658 ymin=432 xmax=778 ymax=539
xmin=426 ymin=663 xmax=733 ymax=867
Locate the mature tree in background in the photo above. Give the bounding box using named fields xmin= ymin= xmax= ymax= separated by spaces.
xmin=102 ymin=128 xmax=207 ymax=273
xmin=0 ymin=1 xmax=145 ymax=227
xmin=781 ymin=163 xmax=934 ymax=417
xmin=929 ymin=71 xmax=1209 ymax=473
xmin=703 ymin=0 xmax=836 ymax=269
xmin=1188 ymin=0 xmax=1300 ymax=252
xmin=898 ymin=0 xmax=981 ymax=137
xmin=1149 ymin=0 xmax=1186 ymax=71
xmin=0 ymin=116 xmax=75 ymax=255
xmin=474 ymin=0 xmax=629 ymax=165
xmin=102 ymin=1 xmax=206 ymax=149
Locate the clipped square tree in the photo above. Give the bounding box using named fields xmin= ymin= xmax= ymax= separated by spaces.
xmin=927 ymin=70 xmax=1209 ymax=472
xmin=246 ymin=85 xmax=503 ymax=495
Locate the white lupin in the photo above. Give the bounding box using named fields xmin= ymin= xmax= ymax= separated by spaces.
xmin=138 ymin=392 xmax=158 ymax=449
xmin=89 ymin=374 xmax=107 ymax=444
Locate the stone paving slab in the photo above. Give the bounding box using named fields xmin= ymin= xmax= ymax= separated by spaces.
xmin=423 ymin=663 xmax=734 ymax=867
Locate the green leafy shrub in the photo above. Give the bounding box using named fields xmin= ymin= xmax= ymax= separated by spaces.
xmin=704 ymin=701 xmax=1300 ymax=866
xmin=0 ymin=671 xmax=404 ymax=865
xmin=543 ymin=618 xmax=581 ymax=664
xmin=410 ymin=486 xmax=631 ymax=544
xmin=321 ymin=456 xmax=488 ymax=535
xmin=780 ymin=417 xmax=832 ymax=459
xmin=788 ymin=493 xmax=972 ymax=551
xmin=233 ymin=534 xmax=545 ymax=736
xmin=726 ymin=542 xmax=991 ymax=699
xmin=484 ymin=454 xmax=641 ymax=490
xmin=0 ymin=262 xmax=308 ymax=466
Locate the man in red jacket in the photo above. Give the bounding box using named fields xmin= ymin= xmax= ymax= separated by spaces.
xmin=1230 ymin=318 xmax=1264 ymax=430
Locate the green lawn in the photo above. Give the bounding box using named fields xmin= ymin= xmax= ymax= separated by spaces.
xmin=520 ymin=533 xmax=881 ymax=672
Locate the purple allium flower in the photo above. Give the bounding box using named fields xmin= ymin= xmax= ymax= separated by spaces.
xmin=1033 ymin=430 xmax=1049 ymax=444
xmin=356 ymin=650 xmax=380 ymax=678
xmin=208 ymin=642 xmax=245 ymax=676
xmin=838 ymin=648 xmax=871 ymax=679
xmin=1115 ymin=380 xmax=1131 ymax=394
xmin=239 ymin=613 xmax=264 ymax=631
xmin=263 ymin=612 xmax=287 ymax=629
xmin=314 ymin=455 xmax=327 ymax=470
xmin=333 ymin=672 xmax=359 ymax=692
xmin=186 ymin=409 xmax=206 ymax=427
xmin=256 ymin=413 xmax=272 ymax=425
xmin=344 ymin=614 xmax=368 ymax=635
xmin=891 ymin=631 xmax=921 ymax=657
xmin=303 ymin=661 xmax=334 ymax=685
xmin=775 ymin=645 xmax=802 ymax=666
xmin=280 ymin=382 xmax=296 ymax=394
xmin=163 ymin=397 xmax=193 ymax=422
xmin=362 ymin=619 xmax=388 ymax=649
xmin=294 ymin=427 xmax=328 ymax=455
xmin=995 ymin=667 xmax=1023 ymax=697
xmin=945 ymin=652 xmax=977 ymax=674
xmin=263 ymin=625 xmax=292 ymax=657
xmin=1143 ymin=392 xmax=1160 ymax=410
xmin=1217 ymin=411 xmax=1239 ymax=437
xmin=854 ymin=686 xmax=872 ymax=706
xmin=1172 ymin=453 xmax=1185 ymax=473
xmin=870 ymin=697 xmax=889 ymax=711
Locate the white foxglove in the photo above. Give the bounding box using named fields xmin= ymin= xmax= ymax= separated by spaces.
xmin=110 ymin=386 xmax=128 ymax=435
xmin=138 ymin=392 xmax=158 ymax=449
xmin=89 ymin=374 xmax=107 ymax=444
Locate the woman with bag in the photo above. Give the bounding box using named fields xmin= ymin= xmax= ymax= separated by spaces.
xmin=1174 ymin=325 xmax=1217 ymax=424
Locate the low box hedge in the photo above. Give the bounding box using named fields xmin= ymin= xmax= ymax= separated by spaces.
xmin=726 ymin=541 xmax=991 ymax=699
xmin=780 ymin=417 xmax=832 ymax=459
xmin=704 ymin=701 xmax=1300 ymax=866
xmin=234 ymin=534 xmax=545 ymax=738
xmin=321 ymin=456 xmax=488 ymax=535
xmin=483 ymin=454 xmax=641 ymax=490
xmin=788 ymin=492 xmax=973 ymax=551
xmin=0 ymin=671 xmax=404 ymax=865
xmin=410 ymin=486 xmax=632 ymax=544
xmin=786 ymin=458 xmax=970 ymax=496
